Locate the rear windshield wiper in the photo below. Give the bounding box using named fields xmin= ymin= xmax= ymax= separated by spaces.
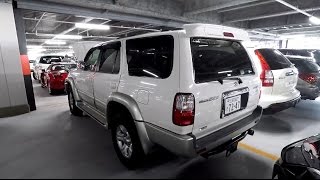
xmin=217 ymin=77 xmax=243 ymax=85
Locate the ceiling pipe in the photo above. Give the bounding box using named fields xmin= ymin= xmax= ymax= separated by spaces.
xmin=224 ymin=6 xmax=320 ymax=23
xmin=23 ymin=17 xmax=160 ymax=32
xmin=218 ymin=0 xmax=273 ymax=13
xmin=274 ymin=0 xmax=312 ymax=17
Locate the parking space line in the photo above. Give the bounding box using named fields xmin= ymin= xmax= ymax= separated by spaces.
xmin=239 ymin=142 xmax=279 ymax=161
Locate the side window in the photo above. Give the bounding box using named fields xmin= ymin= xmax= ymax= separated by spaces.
xmin=126 ymin=35 xmax=174 ymax=79
xmin=84 ymin=48 xmax=101 ymax=71
xmin=99 ymin=42 xmax=121 ymax=74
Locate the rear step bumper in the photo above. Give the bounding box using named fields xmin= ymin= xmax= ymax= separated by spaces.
xmin=145 ymin=106 xmax=263 ymax=158
xmin=264 ymin=95 xmax=301 ymax=114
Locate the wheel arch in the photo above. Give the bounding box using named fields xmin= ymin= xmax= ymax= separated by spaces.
xmin=106 ymin=92 xmax=153 ymax=154
xmin=65 ymin=77 xmax=81 ymax=101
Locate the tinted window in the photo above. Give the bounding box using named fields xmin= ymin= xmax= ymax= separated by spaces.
xmin=84 ymin=48 xmax=101 ymax=71
xmin=191 ymin=38 xmax=254 ymax=84
xmin=289 ymin=59 xmax=320 ymax=73
xmin=258 ymin=49 xmax=292 ymax=70
xmin=99 ymin=42 xmax=121 ymax=74
xmin=279 ymin=49 xmax=312 ymax=57
xmin=312 ymin=51 xmax=320 ymax=63
xmin=126 ymin=35 xmax=174 ymax=79
xmin=39 ymin=56 xmax=63 ymax=64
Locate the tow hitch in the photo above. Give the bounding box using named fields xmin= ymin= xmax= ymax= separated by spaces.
xmin=201 ymin=129 xmax=254 ymax=159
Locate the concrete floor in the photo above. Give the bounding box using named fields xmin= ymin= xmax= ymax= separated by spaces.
xmin=1 ymin=82 xmax=319 ymax=178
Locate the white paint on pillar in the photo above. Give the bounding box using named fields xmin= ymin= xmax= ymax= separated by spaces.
xmin=0 ymin=2 xmax=28 ymax=108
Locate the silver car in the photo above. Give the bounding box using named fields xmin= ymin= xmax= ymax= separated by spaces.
xmin=287 ymin=56 xmax=320 ymax=100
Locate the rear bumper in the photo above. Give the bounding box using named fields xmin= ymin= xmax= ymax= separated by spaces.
xmin=145 ymin=106 xmax=263 ymax=158
xmin=264 ymin=95 xmax=301 ymax=114
xmin=298 ymin=86 xmax=320 ymax=100
xmin=49 ymin=80 xmax=66 ymax=90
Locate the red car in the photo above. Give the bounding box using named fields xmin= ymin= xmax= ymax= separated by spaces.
xmin=41 ymin=63 xmax=77 ymax=94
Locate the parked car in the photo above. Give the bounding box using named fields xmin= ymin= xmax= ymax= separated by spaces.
xmin=273 ymin=134 xmax=320 ymax=179
xmin=286 ymin=56 xmax=320 ymax=100
xmin=33 ymin=55 xmax=64 ymax=81
xmin=65 ymin=24 xmax=263 ymax=169
xmin=29 ymin=59 xmax=36 ymax=72
xmin=279 ymin=49 xmax=320 ymax=66
xmin=251 ymin=48 xmax=301 ymax=113
xmin=41 ymin=63 xmax=77 ymax=94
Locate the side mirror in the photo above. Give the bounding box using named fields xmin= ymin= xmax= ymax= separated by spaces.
xmin=78 ymin=61 xmax=86 ymax=70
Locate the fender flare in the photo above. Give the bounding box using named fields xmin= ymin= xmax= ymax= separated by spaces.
xmin=107 ymin=92 xmax=153 ymax=154
xmin=65 ymin=77 xmax=81 ymax=101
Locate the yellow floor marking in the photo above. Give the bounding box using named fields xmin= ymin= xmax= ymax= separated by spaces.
xmin=239 ymin=142 xmax=280 ymax=161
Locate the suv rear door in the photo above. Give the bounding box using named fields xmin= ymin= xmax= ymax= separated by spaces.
xmin=257 ymin=49 xmax=298 ymax=97
xmin=188 ymin=38 xmax=260 ymax=138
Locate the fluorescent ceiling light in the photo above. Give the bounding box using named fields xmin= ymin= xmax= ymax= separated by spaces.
xmin=45 ymin=40 xmax=66 ymax=45
xmin=309 ymin=16 xmax=320 ymax=25
xmin=55 ymin=35 xmax=83 ymax=40
xmin=28 ymin=48 xmax=45 ymax=52
xmin=27 ymin=45 xmax=42 ymax=49
xmin=75 ymin=23 xmax=110 ymax=30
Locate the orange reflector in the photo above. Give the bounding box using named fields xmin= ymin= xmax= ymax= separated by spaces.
xmin=20 ymin=55 xmax=31 ymax=76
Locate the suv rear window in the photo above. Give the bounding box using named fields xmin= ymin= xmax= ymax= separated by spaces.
xmin=191 ymin=37 xmax=254 ymax=84
xmin=257 ymin=49 xmax=292 ymax=70
xmin=126 ymin=35 xmax=174 ymax=79
xmin=289 ymin=59 xmax=320 ymax=73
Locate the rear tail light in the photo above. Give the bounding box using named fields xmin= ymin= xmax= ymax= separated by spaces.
xmin=300 ymin=73 xmax=317 ymax=85
xmin=255 ymin=50 xmax=274 ymax=87
xmin=173 ymin=93 xmax=195 ymax=126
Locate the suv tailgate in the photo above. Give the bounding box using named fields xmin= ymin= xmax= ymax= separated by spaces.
xmin=189 ymin=38 xmax=260 ymax=139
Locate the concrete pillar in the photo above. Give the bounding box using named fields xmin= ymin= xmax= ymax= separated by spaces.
xmin=13 ymin=6 xmax=36 ymax=111
xmin=0 ymin=1 xmax=31 ymax=117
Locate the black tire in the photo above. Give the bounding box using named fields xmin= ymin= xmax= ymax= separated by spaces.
xmin=67 ymin=89 xmax=83 ymax=116
xmin=48 ymin=83 xmax=55 ymax=95
xmin=32 ymin=72 xmax=38 ymax=80
xmin=111 ymin=113 xmax=145 ymax=169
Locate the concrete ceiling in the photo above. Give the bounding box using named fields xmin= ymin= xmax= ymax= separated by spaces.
xmin=17 ymin=0 xmax=320 ymax=51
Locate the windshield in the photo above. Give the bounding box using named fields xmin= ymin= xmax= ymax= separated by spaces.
xmin=289 ymin=59 xmax=320 ymax=73
xmin=39 ymin=56 xmax=63 ymax=64
xmin=190 ymin=38 xmax=254 ymax=84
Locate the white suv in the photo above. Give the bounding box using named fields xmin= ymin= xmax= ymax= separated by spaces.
xmin=250 ymin=48 xmax=301 ymax=113
xmin=65 ymin=24 xmax=263 ymax=169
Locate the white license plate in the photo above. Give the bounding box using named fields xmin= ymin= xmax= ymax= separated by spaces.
xmin=224 ymin=95 xmax=241 ymax=115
